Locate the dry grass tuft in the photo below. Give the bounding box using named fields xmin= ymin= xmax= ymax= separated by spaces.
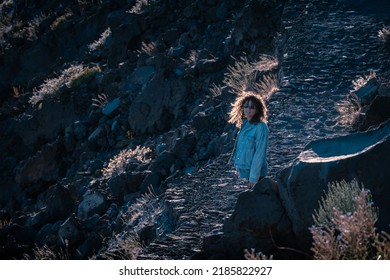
xmin=102 ymin=146 xmax=152 ymax=179
xmin=123 ymin=186 xmax=160 ymax=227
xmin=378 ymin=26 xmax=390 ymax=44
xmin=208 ymin=83 xmax=223 ymax=98
xmin=97 ymin=233 xmax=142 ymax=260
xmin=92 ymin=93 xmax=109 ymax=109
xmin=96 ymin=186 xmax=161 ymax=260
xmin=0 ymin=219 xmax=10 ymax=229
xmin=352 ymin=72 xmax=376 ymax=91
xmin=244 ymin=248 xmax=273 ymax=260
xmin=128 ymin=0 xmax=151 ymax=14
xmin=88 ymin=27 xmax=111 ymax=52
xmin=335 ymin=92 xmax=361 ymax=127
xmin=29 ymin=64 xmax=100 ymax=106
xmin=50 ymin=9 xmax=73 ymax=30
xmin=23 ymin=244 xmax=69 ymax=260
xmin=139 ymin=41 xmax=158 ymax=56
xmin=335 ymin=72 xmax=377 ymax=128
xmin=253 ymin=73 xmax=279 ymax=101
xmin=223 ymin=55 xmax=279 ymax=101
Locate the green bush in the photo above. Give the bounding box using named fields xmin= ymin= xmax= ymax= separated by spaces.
xmin=311 ymin=179 xmax=389 ymax=260
xmin=313 ymin=179 xmax=369 ymax=227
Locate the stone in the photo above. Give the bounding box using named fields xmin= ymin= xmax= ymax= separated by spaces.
xmin=278 ymin=120 xmax=390 ymax=244
xmin=128 ymin=74 xmax=188 ymax=134
xmin=221 ymin=178 xmax=293 ymax=258
xmin=102 ymin=97 xmax=121 ymax=116
xmin=77 ymin=191 xmax=107 ymax=221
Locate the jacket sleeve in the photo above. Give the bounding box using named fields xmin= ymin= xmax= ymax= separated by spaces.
xmin=249 ymin=122 xmax=268 ymax=182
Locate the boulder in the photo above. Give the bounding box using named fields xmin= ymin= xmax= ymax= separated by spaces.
xmin=58 ymin=214 xmax=83 ymax=246
xmin=140 ymin=152 xmax=179 ymax=191
xmin=35 ymin=184 xmax=76 ymax=223
xmin=15 ymin=139 xmax=63 ymax=194
xmin=102 ymin=97 xmax=121 ymax=116
xmin=358 ymin=95 xmax=390 ymax=130
xmin=278 ymin=120 xmax=390 ymax=244
xmin=77 ymin=190 xmax=107 ymax=221
xmin=128 ymin=74 xmax=189 ymax=135
xmin=353 ymin=77 xmax=380 ymax=106
xmin=108 ymin=171 xmax=146 ymax=199
xmin=203 ymin=178 xmax=293 ymax=259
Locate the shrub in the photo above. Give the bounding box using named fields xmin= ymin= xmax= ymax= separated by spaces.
xmin=310 ymin=179 xmax=390 ymax=260
xmin=29 ymin=64 xmax=100 ymax=106
xmin=67 ymin=65 xmax=100 ymax=88
xmin=102 ymin=146 xmax=152 ymax=179
xmin=313 ymin=179 xmax=366 ymax=227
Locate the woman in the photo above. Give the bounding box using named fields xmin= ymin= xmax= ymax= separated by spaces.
xmin=228 ymin=92 xmax=269 ymax=187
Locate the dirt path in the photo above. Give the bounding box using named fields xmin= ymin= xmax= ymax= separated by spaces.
xmin=138 ymin=153 xmax=248 ymax=259
xmin=138 ymin=0 xmax=390 ymax=259
xmin=267 ymin=0 xmax=389 ymax=175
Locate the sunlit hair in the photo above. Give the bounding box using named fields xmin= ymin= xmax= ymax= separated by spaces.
xmin=228 ymin=92 xmax=268 ymax=128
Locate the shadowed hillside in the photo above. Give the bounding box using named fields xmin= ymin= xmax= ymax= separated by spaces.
xmin=0 ymin=0 xmax=389 ymax=260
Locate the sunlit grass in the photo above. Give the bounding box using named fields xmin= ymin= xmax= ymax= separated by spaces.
xmin=88 ymin=27 xmax=111 ymax=52
xmin=50 ymin=9 xmax=73 ymax=30
xmin=92 ymin=93 xmax=109 ymax=109
xmin=128 ymin=0 xmax=151 ymax=14
xmin=23 ymin=244 xmax=69 ymax=260
xmin=335 ymin=92 xmax=361 ymax=127
xmin=223 ymin=55 xmax=279 ymax=100
xmin=138 ymin=41 xmax=158 ymax=56
xmin=95 ymin=186 xmax=161 ymax=259
xmin=29 ymin=64 xmax=101 ymax=106
xmin=102 ymin=146 xmax=153 ymax=179
xmin=96 ymin=233 xmax=142 ymax=260
xmin=335 ymin=72 xmax=377 ymax=128
xmin=378 ymin=26 xmax=390 ymax=44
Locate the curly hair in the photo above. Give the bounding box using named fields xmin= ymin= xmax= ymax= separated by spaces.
xmin=228 ymin=92 xmax=268 ymax=128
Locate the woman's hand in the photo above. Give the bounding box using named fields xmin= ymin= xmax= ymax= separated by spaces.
xmin=248 ymin=182 xmax=256 ymax=188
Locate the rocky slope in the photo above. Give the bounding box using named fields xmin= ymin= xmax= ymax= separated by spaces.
xmin=0 ymin=0 xmax=389 ymax=259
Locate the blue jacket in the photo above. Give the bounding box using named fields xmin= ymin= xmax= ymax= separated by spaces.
xmin=231 ymin=120 xmax=269 ymax=182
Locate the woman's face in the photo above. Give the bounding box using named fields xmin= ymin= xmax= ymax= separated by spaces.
xmin=243 ymin=100 xmax=257 ymax=121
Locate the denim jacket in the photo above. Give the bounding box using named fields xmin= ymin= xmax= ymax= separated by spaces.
xmin=230 ymin=120 xmax=268 ymax=182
